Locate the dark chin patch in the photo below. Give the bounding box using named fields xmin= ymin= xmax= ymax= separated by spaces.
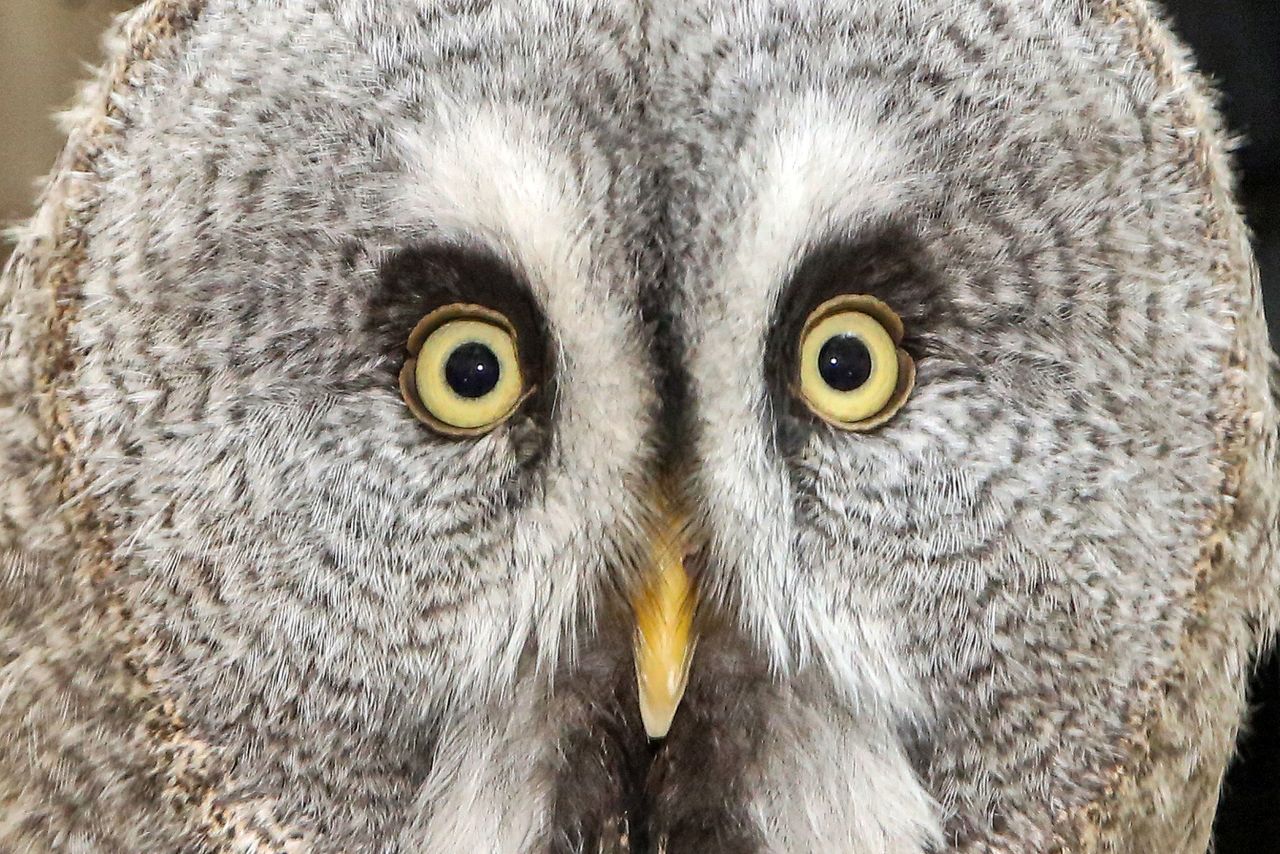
xmin=544 ymin=624 xmax=653 ymax=853
xmin=544 ymin=625 xmax=769 ymax=853
xmin=641 ymin=630 xmax=771 ymax=853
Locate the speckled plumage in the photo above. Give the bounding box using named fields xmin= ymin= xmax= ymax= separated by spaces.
xmin=1 ymin=1 xmax=1276 ymax=852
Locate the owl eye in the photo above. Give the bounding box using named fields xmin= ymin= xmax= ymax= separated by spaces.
xmin=400 ymin=304 xmax=532 ymax=436
xmin=795 ymin=295 xmax=915 ymax=430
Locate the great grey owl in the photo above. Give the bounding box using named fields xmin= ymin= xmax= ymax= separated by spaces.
xmin=1 ymin=0 xmax=1277 ymax=852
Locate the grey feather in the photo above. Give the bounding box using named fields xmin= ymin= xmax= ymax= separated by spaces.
xmin=1 ymin=0 xmax=1275 ymax=851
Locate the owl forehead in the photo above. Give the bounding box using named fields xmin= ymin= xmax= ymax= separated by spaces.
xmin=81 ymin=0 xmax=658 ymax=400
xmin=657 ymin=0 xmax=1236 ymax=401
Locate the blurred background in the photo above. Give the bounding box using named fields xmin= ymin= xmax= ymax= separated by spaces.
xmin=0 ymin=0 xmax=134 ymax=250
xmin=0 ymin=0 xmax=1276 ymax=849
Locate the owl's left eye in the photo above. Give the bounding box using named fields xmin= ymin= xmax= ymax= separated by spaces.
xmin=795 ymin=294 xmax=915 ymax=430
xmin=400 ymin=304 xmax=533 ymax=436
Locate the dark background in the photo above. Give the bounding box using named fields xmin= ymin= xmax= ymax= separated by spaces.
xmin=0 ymin=0 xmax=1277 ymax=847
xmin=1161 ymin=2 xmax=1280 ymax=851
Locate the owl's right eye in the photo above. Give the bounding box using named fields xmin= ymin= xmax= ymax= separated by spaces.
xmin=794 ymin=294 xmax=915 ymax=430
xmin=400 ymin=304 xmax=533 ymax=436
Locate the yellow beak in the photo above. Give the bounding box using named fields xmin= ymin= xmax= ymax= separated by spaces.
xmin=631 ymin=493 xmax=698 ymax=739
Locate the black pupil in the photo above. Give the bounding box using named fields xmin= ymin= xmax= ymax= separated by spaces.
xmin=444 ymin=341 xmax=501 ymax=399
xmin=817 ymin=333 xmax=873 ymax=391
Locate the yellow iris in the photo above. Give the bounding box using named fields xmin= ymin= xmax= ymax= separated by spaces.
xmin=796 ymin=295 xmax=915 ymax=430
xmin=400 ymin=304 xmax=528 ymax=436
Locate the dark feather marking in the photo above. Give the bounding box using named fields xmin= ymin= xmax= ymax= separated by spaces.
xmin=546 ymin=624 xmax=770 ymax=853
xmin=644 ymin=630 xmax=771 ymax=853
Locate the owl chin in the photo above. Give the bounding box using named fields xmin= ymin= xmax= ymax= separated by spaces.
xmin=528 ymin=594 xmax=939 ymax=853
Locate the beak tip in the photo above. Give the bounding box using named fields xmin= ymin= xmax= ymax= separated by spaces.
xmin=638 ymin=692 xmax=678 ymax=740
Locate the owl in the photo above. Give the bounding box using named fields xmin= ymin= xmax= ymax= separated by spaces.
xmin=2 ymin=0 xmax=1277 ymax=852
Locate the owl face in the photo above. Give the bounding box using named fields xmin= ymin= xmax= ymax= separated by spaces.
xmin=8 ymin=0 xmax=1277 ymax=852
